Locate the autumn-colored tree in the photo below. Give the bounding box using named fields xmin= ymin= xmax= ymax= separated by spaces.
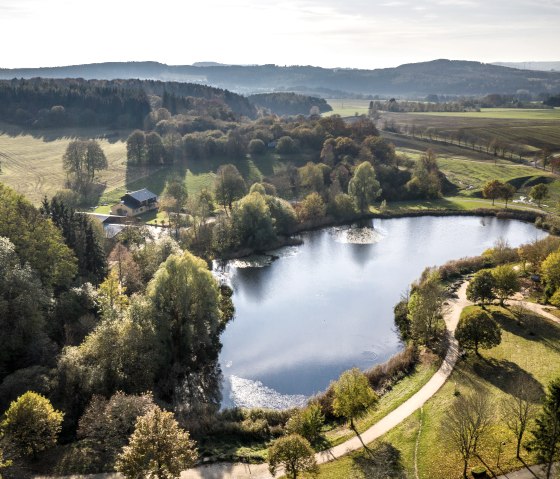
xmin=482 ymin=179 xmax=503 ymax=205
xmin=1 ymin=392 xmax=63 ymax=458
xmin=116 ymin=406 xmax=197 ymax=479
xmin=530 ymin=183 xmax=549 ymax=207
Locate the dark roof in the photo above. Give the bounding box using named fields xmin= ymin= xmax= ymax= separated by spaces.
xmin=122 ymin=188 xmax=157 ymax=203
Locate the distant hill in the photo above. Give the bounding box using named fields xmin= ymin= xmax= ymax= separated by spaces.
xmin=493 ymin=61 xmax=560 ymax=72
xmin=2 ymin=59 xmax=560 ymax=97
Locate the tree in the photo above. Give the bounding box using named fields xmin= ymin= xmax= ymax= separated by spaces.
xmin=267 ymin=434 xmax=318 ymax=479
xmin=528 ymin=377 xmax=560 ymax=479
xmin=405 ymin=149 xmax=441 ymax=199
xmin=482 ymin=179 xmax=503 ymax=205
xmin=161 ymin=178 xmax=188 ymax=238
xmin=408 ymin=269 xmax=447 ymax=344
xmin=348 ymin=161 xmax=381 ymax=214
xmin=97 ymin=269 xmax=129 ymax=321
xmin=1 ymin=391 xmax=63 ymax=458
xmin=215 ymin=164 xmax=247 ymax=213
xmin=286 ymin=403 xmax=325 ymax=445
xmin=248 ymin=138 xmax=266 ymax=155
xmin=500 ymin=183 xmax=516 ymax=208
xmin=145 ymin=132 xmax=166 ymax=165
xmin=297 ymin=192 xmax=326 ymax=222
xmin=541 ymin=250 xmax=560 ymax=291
xmin=126 ymin=130 xmax=146 ymax=164
xmin=116 ymin=406 xmax=197 ymax=479
xmin=332 ymin=368 xmax=378 ymax=449
xmin=466 ymin=270 xmax=496 ymax=305
xmin=530 ymin=183 xmax=549 ymax=208
xmin=78 ymin=392 xmax=156 ymax=468
xmin=501 ymin=376 xmax=538 ymax=459
xmin=62 ymin=140 xmax=107 ymax=192
xmin=147 ymin=250 xmax=230 ymax=401
xmin=0 ymin=237 xmax=49 ymax=376
xmin=455 ymin=307 xmax=501 ymax=355
xmin=231 ymin=192 xmax=276 ymax=250
xmin=492 ymin=265 xmax=520 ymax=306
xmin=442 ymin=390 xmax=493 ymax=478
xmin=298 ymin=162 xmax=324 ymax=194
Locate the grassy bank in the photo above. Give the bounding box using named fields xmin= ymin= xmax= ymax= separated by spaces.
xmin=307 ymin=305 xmax=560 ymax=478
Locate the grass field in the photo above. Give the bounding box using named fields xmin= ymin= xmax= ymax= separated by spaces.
xmin=382 ymin=111 xmax=560 ymax=153
xmin=413 ymin=108 xmax=560 ymax=120
xmin=308 ymin=305 xmax=560 ymax=478
xmin=324 ymin=99 xmax=371 ymax=117
xmin=0 ymin=125 xmax=130 ymax=205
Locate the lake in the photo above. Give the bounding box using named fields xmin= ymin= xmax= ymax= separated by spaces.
xmin=215 ymin=216 xmax=546 ymax=409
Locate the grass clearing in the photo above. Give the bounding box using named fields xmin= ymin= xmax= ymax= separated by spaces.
xmin=0 ymin=126 xmax=129 ymax=205
xmin=324 ymin=99 xmax=371 ymax=117
xmin=309 ymin=306 xmax=560 ymax=478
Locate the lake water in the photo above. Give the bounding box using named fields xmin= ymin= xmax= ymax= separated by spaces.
xmin=215 ymin=216 xmax=546 ymax=409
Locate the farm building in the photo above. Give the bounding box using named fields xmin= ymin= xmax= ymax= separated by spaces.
xmin=110 ymin=188 xmax=159 ymax=217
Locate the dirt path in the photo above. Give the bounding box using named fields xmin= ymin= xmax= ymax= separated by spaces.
xmin=37 ymin=284 xmax=471 ymax=479
xmin=509 ymin=297 xmax=560 ymax=325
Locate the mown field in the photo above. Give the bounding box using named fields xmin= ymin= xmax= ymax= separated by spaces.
xmin=382 ymin=110 xmax=560 ymax=154
xmin=325 ymin=99 xmax=371 ymax=117
xmin=307 ymin=306 xmax=560 ymax=479
xmin=0 ymin=125 xmax=130 ymax=205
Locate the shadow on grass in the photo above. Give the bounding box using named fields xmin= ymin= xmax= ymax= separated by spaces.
xmin=492 ymin=308 xmax=560 ymax=354
xmin=350 ymin=442 xmax=407 ymax=479
xmin=471 ymin=356 xmax=544 ymax=400
xmin=0 ymin=122 xmax=130 ymax=143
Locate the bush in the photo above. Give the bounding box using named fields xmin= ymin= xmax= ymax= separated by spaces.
xmin=248 ymin=139 xmax=266 ymax=155
xmin=438 ymin=255 xmax=492 ymax=280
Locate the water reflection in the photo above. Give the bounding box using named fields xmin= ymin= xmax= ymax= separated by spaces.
xmin=218 ymin=217 xmax=546 ymax=409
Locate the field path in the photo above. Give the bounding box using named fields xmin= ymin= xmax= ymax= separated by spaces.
xmin=37 ymin=284 xmax=469 ymax=479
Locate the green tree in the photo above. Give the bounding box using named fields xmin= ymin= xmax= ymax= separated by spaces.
xmin=276 ymin=136 xmax=298 ymax=154
xmin=466 ymin=270 xmax=496 ymax=305
xmin=62 ymin=140 xmax=107 ymax=192
xmin=0 ymin=184 xmax=77 ymax=288
xmin=97 ymin=269 xmax=129 ymax=321
xmin=407 ymin=269 xmax=446 ymax=344
xmin=161 ymin=178 xmax=188 ymax=238
xmin=1 ymin=391 xmax=63 ymax=458
xmin=332 ymin=368 xmax=378 ymax=449
xmin=147 ymin=251 xmax=230 ymax=401
xmin=492 ymin=265 xmax=520 ymax=306
xmin=267 ymin=434 xmax=318 ymax=479
xmin=286 ymin=403 xmax=325 ymax=445
xmin=116 ymin=406 xmax=197 ymax=479
xmin=348 ymin=161 xmax=381 ymax=213
xmin=215 ymin=164 xmax=247 ymax=213
xmin=231 ymin=192 xmax=276 ymax=250
xmin=455 ymin=307 xmax=501 ymax=355
xmin=248 ymin=138 xmax=266 ymax=155
xmin=530 ymin=183 xmax=549 ymax=208
xmin=145 ymin=132 xmax=166 ymax=165
xmin=406 ymin=149 xmax=441 ymax=199
xmin=482 ymin=179 xmax=504 ymax=205
xmin=126 ymin=130 xmax=146 ymax=164
xmin=0 ymin=237 xmax=49 ymax=376
xmin=541 ymin=250 xmax=560 ymax=291
xmin=528 ymin=377 xmax=560 ymax=479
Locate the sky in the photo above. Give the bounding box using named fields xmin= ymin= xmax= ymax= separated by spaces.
xmin=0 ymin=0 xmax=559 ymax=69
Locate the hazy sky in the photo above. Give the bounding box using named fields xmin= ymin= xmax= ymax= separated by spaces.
xmin=1 ymin=0 xmax=558 ymax=69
